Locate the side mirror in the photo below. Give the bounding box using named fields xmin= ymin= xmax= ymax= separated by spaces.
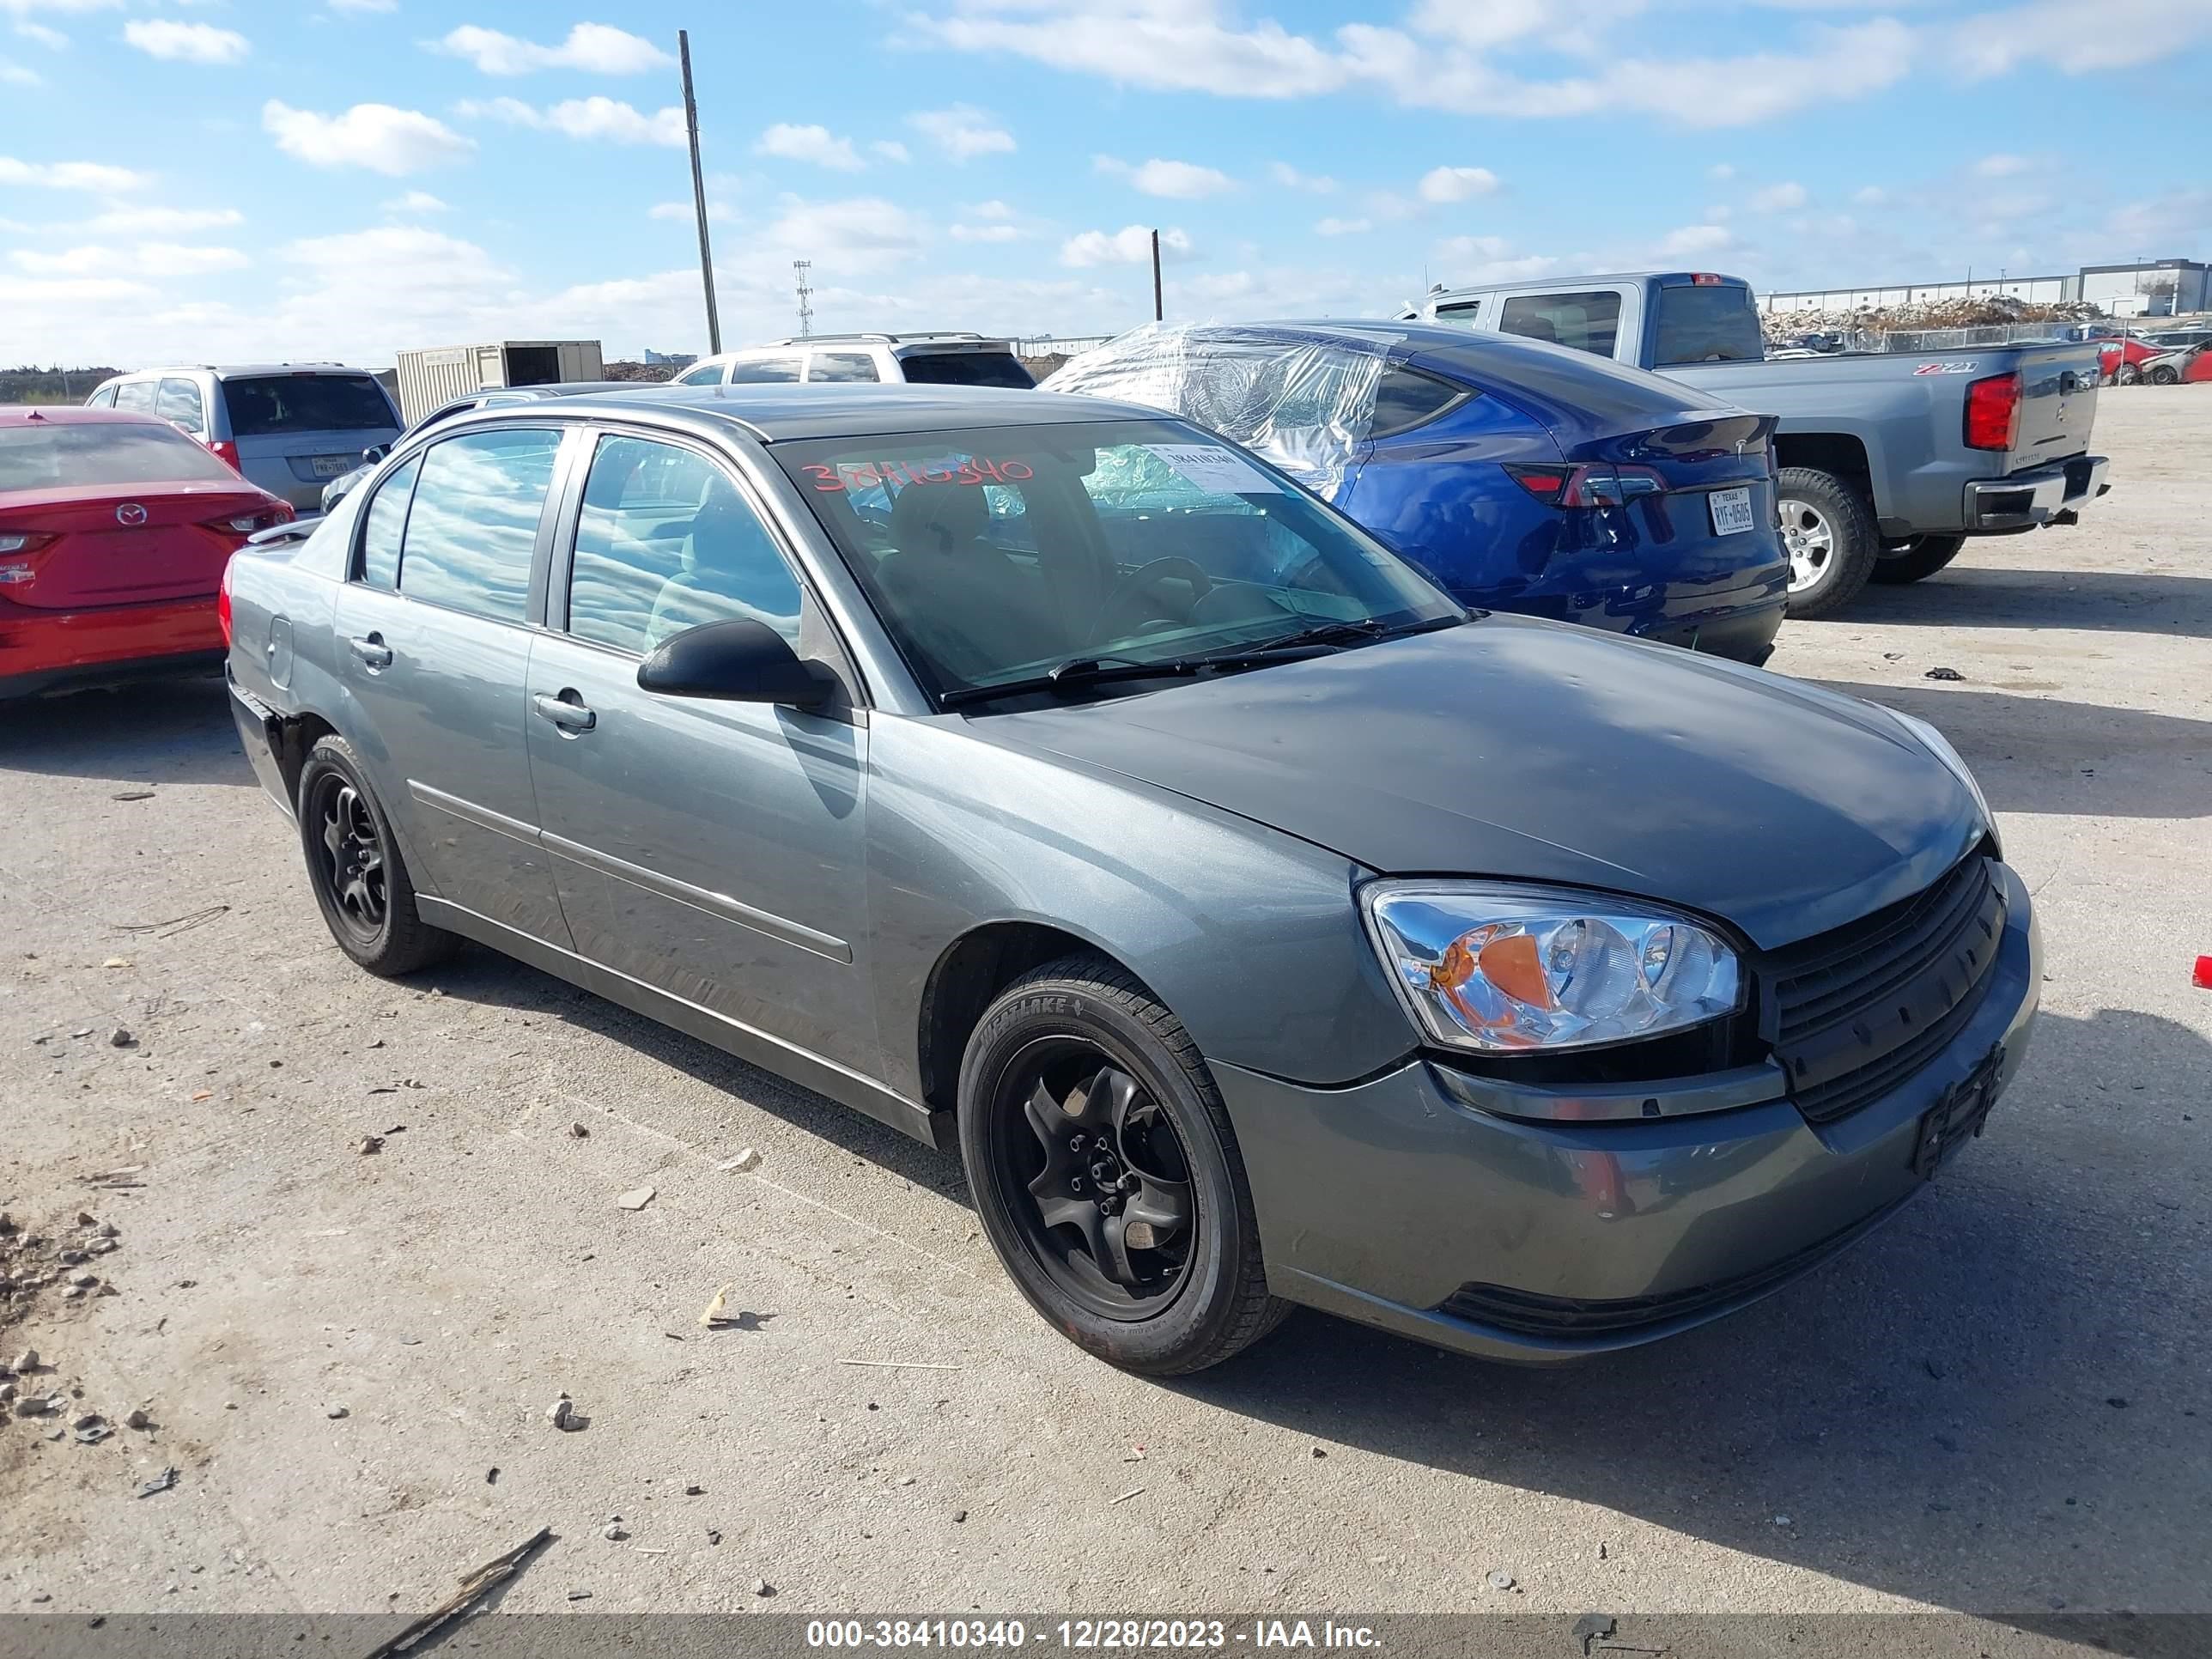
xmin=362 ymin=444 xmax=390 ymax=465
xmin=636 ymin=618 xmax=837 ymax=708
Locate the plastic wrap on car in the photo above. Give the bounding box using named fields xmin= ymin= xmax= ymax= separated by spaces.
xmin=1042 ymin=323 xmax=1389 ymax=503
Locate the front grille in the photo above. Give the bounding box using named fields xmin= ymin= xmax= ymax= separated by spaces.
xmin=1765 ymin=854 xmax=2005 ymax=1125
xmin=1437 ymin=1200 xmax=1908 ymax=1338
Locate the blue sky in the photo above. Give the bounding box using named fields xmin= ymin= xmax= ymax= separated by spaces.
xmin=3 ymin=0 xmax=2206 ymax=367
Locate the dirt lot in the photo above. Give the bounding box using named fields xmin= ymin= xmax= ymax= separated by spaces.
xmin=3 ymin=386 xmax=2208 ymax=1626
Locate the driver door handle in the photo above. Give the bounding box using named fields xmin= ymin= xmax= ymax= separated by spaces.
xmin=532 ymin=690 xmax=597 ymax=732
xmin=347 ymin=633 xmax=392 ymax=669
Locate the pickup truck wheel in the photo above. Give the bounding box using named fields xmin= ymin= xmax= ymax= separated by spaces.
xmin=958 ymin=954 xmax=1291 ymax=1376
xmin=1872 ymin=534 xmax=1966 ymax=585
xmin=1775 ymin=468 xmax=1878 ymax=619
xmin=296 ymin=735 xmax=459 ymax=977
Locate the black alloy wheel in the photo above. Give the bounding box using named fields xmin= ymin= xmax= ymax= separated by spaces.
xmin=294 ymin=733 xmax=458 ymax=977
xmin=312 ymin=774 xmax=387 ymax=945
xmin=988 ymin=1037 xmax=1196 ymax=1319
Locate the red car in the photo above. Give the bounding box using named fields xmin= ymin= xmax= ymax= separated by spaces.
xmin=2098 ymin=335 xmax=2164 ymax=385
xmin=1 ymin=406 xmax=292 ymax=699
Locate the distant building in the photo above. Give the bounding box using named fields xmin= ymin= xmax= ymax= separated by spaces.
xmin=643 ymin=349 xmax=698 ymax=368
xmin=1761 ymin=258 xmax=2208 ymax=318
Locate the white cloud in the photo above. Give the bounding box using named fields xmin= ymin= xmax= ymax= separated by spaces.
xmin=265 ymin=100 xmax=473 ymax=173
xmin=1851 ymin=185 xmax=1887 ymax=205
xmin=1656 ymin=223 xmax=1735 ymax=256
xmin=755 ymin=123 xmax=863 ymax=171
xmin=908 ymin=105 xmax=1015 ymax=161
xmin=1 ymin=56 xmax=35 ymax=82
xmin=1749 ymin=180 xmax=1808 ymax=210
xmin=970 ymin=199 xmax=1016 ymax=221
xmin=1449 ymin=253 xmax=1562 ymax=283
xmin=1060 ymin=224 xmax=1192 ymax=268
xmin=87 ymin=203 xmax=242 ymax=233
xmin=871 ymin=139 xmax=911 ymax=164
xmin=1953 ymin=0 xmax=2212 ymax=76
xmin=1708 ymin=162 xmax=1736 ymax=180
xmin=1269 ymin=161 xmax=1336 ymax=194
xmin=1436 ymin=234 xmax=1510 ymax=261
xmin=12 ymin=240 xmax=247 ymax=277
xmin=0 ymin=155 xmax=152 ymax=192
xmin=122 ymin=19 xmax=247 ymax=63
xmin=1315 ymin=216 xmax=1370 ymax=237
xmin=382 ymin=190 xmax=448 ymax=214
xmin=763 ymin=197 xmax=929 ymax=273
xmin=327 ymin=0 xmax=397 ymax=12
xmin=950 ymin=222 xmax=1020 ymax=243
xmin=1972 ymin=152 xmax=2031 ymax=177
xmin=1096 ymin=156 xmax=1234 ymax=198
xmin=461 ymin=96 xmax=685 ymax=147
xmin=1418 ymin=165 xmax=1499 ymax=204
xmin=1705 ymin=204 xmax=1732 ymax=221
xmin=434 ymin=21 xmax=672 ymax=76
xmin=15 ymin=21 xmax=65 ymax=47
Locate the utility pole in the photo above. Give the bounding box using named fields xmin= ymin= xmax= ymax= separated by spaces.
xmin=794 ymin=259 xmax=814 ymax=337
xmin=678 ymin=29 xmax=720 ymax=356
xmin=1151 ymin=229 xmax=1164 ymax=323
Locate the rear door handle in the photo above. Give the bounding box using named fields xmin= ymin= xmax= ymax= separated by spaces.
xmin=347 ymin=633 xmax=392 ymax=669
xmin=532 ymin=691 xmax=597 ymax=732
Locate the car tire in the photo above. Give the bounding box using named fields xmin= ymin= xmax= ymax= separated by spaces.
xmin=2116 ymin=362 xmax=2142 ymax=386
xmin=295 ymin=733 xmax=459 ymax=978
xmin=1871 ymin=533 xmax=1966 ymax=586
xmin=1775 ymin=467 xmax=1879 ymax=620
xmin=957 ymin=953 xmax=1291 ymax=1376
xmin=2148 ymin=365 xmax=2179 ymax=386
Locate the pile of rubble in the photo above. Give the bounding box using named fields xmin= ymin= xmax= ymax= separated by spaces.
xmin=1763 ymin=295 xmax=2103 ymax=341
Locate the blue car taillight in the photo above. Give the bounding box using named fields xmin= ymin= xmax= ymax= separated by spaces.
xmin=1504 ymin=463 xmax=1668 ymax=508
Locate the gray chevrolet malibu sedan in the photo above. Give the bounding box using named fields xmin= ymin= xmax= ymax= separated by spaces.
xmin=222 ymin=385 xmax=2039 ymax=1376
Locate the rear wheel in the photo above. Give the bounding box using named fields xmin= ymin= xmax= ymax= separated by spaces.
xmin=1871 ymin=533 xmax=1966 ymax=586
xmin=1775 ymin=467 xmax=1878 ymax=619
xmin=296 ymin=734 xmax=458 ymax=977
xmin=957 ymin=955 xmax=1289 ymax=1376
xmin=2148 ymin=364 xmax=2180 ymax=386
xmin=2116 ymin=362 xmax=2142 ymax=386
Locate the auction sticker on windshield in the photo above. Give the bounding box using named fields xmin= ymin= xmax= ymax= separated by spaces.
xmin=1708 ymin=486 xmax=1754 ymax=536
xmin=1146 ymin=444 xmax=1280 ymax=495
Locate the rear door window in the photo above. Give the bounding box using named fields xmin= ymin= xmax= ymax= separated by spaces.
xmin=1654 ymin=284 xmax=1764 ymax=365
xmin=155 ymin=377 xmax=206 ymax=434
xmin=221 ymin=374 xmax=396 ymax=436
xmin=112 ymin=380 xmax=157 ymax=412
xmin=727 ymin=356 xmax=804 ymax=384
xmin=674 ymin=362 xmax=726 ymax=386
xmin=808 ymin=352 xmax=881 ymax=383
xmin=896 ymin=351 xmax=1035 ymax=388
xmin=394 ymin=428 xmax=562 ymax=623
xmin=357 ymin=453 xmax=421 ymax=591
xmin=1369 ymin=368 xmax=1470 ymax=438
xmin=1500 ymin=292 xmax=1622 ymax=357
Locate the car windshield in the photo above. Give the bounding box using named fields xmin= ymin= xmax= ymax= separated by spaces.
xmin=775 ymin=417 xmax=1462 ymax=703
xmin=0 ymin=419 xmax=241 ymax=491
xmin=222 ymin=374 xmax=395 ymax=435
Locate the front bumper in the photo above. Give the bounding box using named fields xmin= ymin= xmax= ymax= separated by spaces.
xmin=1224 ymin=861 xmax=2040 ymax=1363
xmin=1964 ymin=454 xmax=2109 ymax=532
xmin=0 ymin=594 xmax=222 ymax=700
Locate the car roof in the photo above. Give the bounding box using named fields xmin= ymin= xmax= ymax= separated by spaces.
xmin=0 ymin=405 xmax=173 ymax=427
xmin=474 ymin=383 xmax=1157 ymax=442
xmin=102 ymin=363 xmax=377 ymax=380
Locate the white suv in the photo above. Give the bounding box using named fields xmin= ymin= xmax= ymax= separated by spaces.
xmin=672 ymin=333 xmax=1034 ymax=390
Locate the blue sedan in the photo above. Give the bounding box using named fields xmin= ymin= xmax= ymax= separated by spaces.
xmin=1045 ymin=320 xmax=1791 ymax=664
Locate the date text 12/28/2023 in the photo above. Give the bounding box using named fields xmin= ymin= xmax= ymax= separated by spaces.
xmin=805 ymin=1620 xmax=1382 ymax=1650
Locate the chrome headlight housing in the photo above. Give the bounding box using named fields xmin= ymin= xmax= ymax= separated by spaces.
xmin=1362 ymin=883 xmax=1741 ymax=1054
xmin=1890 ymin=710 xmax=1993 ymax=835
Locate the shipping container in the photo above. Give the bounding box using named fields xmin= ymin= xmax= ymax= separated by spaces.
xmin=392 ymin=341 xmax=605 ymax=425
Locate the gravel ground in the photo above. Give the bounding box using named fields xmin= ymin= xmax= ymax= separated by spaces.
xmin=3 ymin=386 xmax=2207 ymax=1625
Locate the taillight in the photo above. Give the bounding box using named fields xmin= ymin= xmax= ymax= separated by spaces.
xmin=207 ymin=438 xmax=242 ymax=471
xmin=0 ymin=532 xmax=59 ymax=556
xmin=217 ymin=557 xmax=234 ymax=649
xmin=1504 ymin=463 xmax=1669 ymax=507
xmin=1964 ymin=372 xmax=2022 ymax=452
xmin=204 ymin=504 xmax=293 ymax=538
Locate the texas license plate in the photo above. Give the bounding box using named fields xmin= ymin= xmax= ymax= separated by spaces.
xmin=1709 ymin=486 xmax=1754 ymax=535
xmin=1912 ymin=1043 xmax=2006 ymax=1177
xmin=311 ymin=454 xmax=355 ymax=477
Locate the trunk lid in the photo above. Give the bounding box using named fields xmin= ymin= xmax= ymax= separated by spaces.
xmin=2001 ymin=343 xmax=2100 ymax=471
xmin=0 ymin=482 xmax=275 ymax=609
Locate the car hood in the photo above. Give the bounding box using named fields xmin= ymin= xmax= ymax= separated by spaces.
xmin=973 ymin=619 xmax=1985 ymax=950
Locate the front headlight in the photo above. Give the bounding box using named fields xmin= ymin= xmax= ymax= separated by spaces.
xmin=1362 ymin=883 xmax=1741 ymax=1054
xmin=1891 ymin=711 xmax=1992 ymax=832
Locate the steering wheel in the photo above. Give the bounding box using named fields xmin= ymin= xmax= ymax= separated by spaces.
xmin=1094 ymin=556 xmax=1214 ymax=642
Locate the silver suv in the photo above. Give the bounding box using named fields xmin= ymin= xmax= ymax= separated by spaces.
xmin=86 ymin=364 xmax=401 ymax=511
xmin=672 ymin=332 xmax=1034 ymax=390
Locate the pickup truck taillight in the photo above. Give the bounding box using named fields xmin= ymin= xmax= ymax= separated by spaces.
xmin=1964 ymin=372 xmax=2022 ymax=453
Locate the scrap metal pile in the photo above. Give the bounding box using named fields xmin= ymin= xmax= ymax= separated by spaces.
xmin=1763 ymin=294 xmax=2103 ymax=340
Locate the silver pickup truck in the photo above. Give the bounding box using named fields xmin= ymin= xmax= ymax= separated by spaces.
xmin=1399 ymin=272 xmax=2112 ymax=617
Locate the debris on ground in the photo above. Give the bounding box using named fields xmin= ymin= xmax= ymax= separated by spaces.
xmin=698 ymin=1284 xmax=733 ymax=1327
xmin=1110 ymin=1488 xmax=1144 ymax=1505
xmin=75 ymin=1417 xmax=112 ymax=1444
xmin=1924 ymin=666 xmax=1966 ymax=682
xmin=108 ymin=1028 xmax=135 ymax=1048
xmin=718 ymin=1148 xmax=762 ymax=1173
xmin=9 ymin=1348 xmax=39 ymax=1373
xmin=326 ymin=1406 xmax=349 ymax=1420
xmin=568 ymin=1122 xmax=589 ymax=1139
xmin=567 ymin=1590 xmax=592 ymax=1602
xmin=125 ymin=1407 xmax=150 ymax=1430
xmin=752 ymin=1579 xmax=775 ymax=1597
xmin=546 ymin=1395 xmax=584 ymax=1431
xmin=136 ymin=1467 xmax=179 ymax=1498
xmin=1487 ymin=1570 xmax=1516 ymax=1591
xmin=616 ymin=1187 xmax=656 ymax=1212
xmin=101 ymin=957 xmax=131 ymax=969
xmin=602 ymin=1522 xmax=629 ymax=1541
xmin=839 ymin=1357 xmax=963 ymax=1370
xmin=356 ymin=1136 xmax=385 ymax=1156
xmin=359 ymin=1526 xmax=553 ymax=1659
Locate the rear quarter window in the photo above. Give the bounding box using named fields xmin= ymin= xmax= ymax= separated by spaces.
xmin=1369 ymin=368 xmax=1470 ymax=439
xmin=896 ymin=351 xmax=1036 ymax=389
xmin=222 ymin=374 xmax=396 ymax=436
